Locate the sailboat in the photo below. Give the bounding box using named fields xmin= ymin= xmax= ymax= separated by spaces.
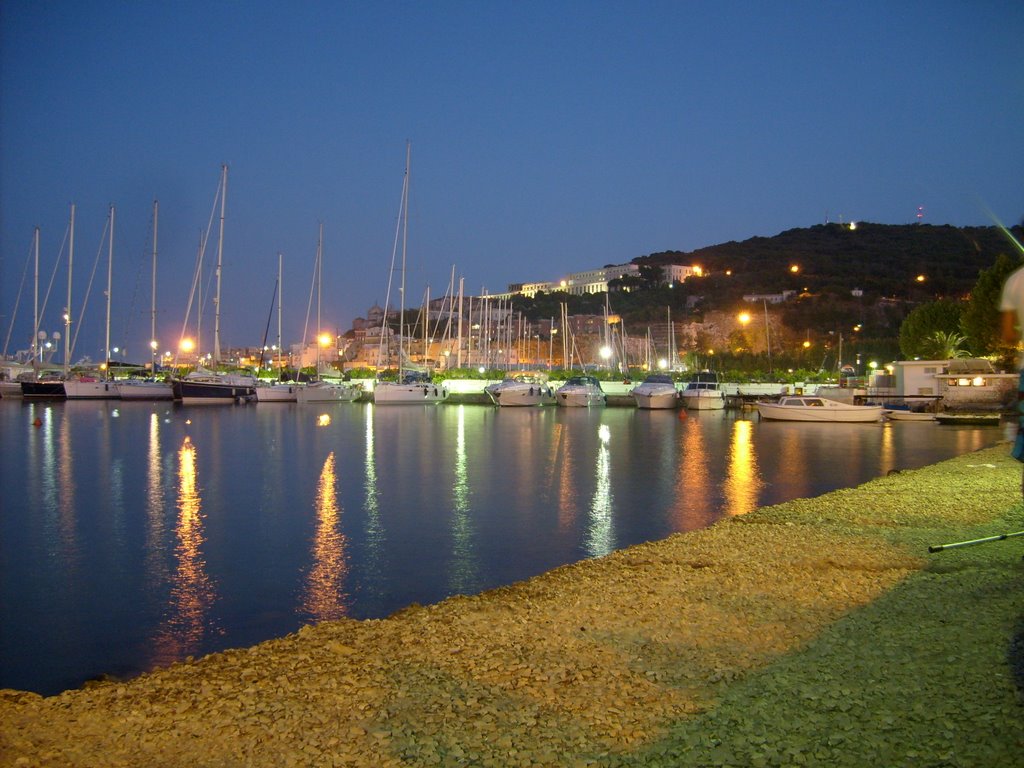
xmin=22 ymin=205 xmax=75 ymax=398
xmin=295 ymin=224 xmax=360 ymax=404
xmin=255 ymin=253 xmax=299 ymax=402
xmin=171 ymin=166 xmax=257 ymax=404
xmin=119 ymin=201 xmax=173 ymax=400
xmin=373 ymin=143 xmax=449 ymax=405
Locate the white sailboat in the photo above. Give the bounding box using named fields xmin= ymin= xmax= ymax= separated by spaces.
xmin=373 ymin=143 xmax=449 ymax=405
xmin=118 ymin=200 xmax=173 ymax=400
xmin=256 ymin=253 xmax=299 ymax=403
xmin=295 ymin=224 xmax=360 ymax=404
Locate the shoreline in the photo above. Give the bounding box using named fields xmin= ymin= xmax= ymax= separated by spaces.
xmin=3 ymin=445 xmax=1023 ymax=766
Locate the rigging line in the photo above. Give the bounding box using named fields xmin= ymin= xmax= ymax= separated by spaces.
xmin=377 ymin=158 xmax=409 ymax=370
xmin=1 ymin=230 xmax=36 ymax=357
xmin=71 ymin=212 xmax=112 ymax=359
xmin=37 ymin=222 xmax=70 ymax=351
xmin=176 ymin=172 xmax=222 ymax=363
xmin=120 ymin=211 xmax=157 ymax=355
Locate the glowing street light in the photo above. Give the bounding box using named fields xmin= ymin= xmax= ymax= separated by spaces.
xmin=179 ymin=337 xmax=195 ymax=353
xmin=737 ymin=312 xmax=751 ymax=326
xmin=318 ymin=333 xmax=333 ymax=347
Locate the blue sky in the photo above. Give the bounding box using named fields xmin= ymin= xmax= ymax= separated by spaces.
xmin=2 ymin=1 xmax=1022 ymax=361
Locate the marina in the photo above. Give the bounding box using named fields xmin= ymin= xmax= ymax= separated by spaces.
xmin=0 ymin=398 xmax=1008 ymax=696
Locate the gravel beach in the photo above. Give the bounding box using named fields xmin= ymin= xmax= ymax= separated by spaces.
xmin=2 ymin=444 xmax=1022 ymax=767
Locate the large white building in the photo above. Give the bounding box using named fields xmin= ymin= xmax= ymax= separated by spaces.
xmin=510 ymin=262 xmax=699 ymax=298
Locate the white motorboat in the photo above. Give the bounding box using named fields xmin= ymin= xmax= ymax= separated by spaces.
xmin=485 ymin=374 xmax=556 ymax=407
xmin=296 ymin=380 xmax=361 ymax=404
xmin=556 ymin=375 xmax=606 ymax=407
xmin=680 ymin=371 xmax=726 ymax=410
xmin=374 ymin=372 xmax=449 ymax=404
xmin=884 ymin=407 xmax=936 ymax=422
xmin=630 ymin=373 xmax=679 ymax=409
xmin=755 ymin=396 xmax=885 ymax=422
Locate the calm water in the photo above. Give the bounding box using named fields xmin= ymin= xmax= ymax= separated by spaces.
xmin=0 ymin=399 xmax=1008 ymax=695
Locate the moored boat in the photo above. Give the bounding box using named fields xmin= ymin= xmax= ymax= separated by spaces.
xmin=296 ymin=380 xmax=361 ymax=404
xmin=172 ymin=369 xmax=257 ymax=404
xmin=117 ymin=376 xmax=174 ymax=400
xmin=485 ymin=373 xmax=556 ymax=407
xmin=630 ymin=373 xmax=679 ymax=410
xmin=680 ymin=371 xmax=726 ymax=410
xmin=556 ymin=375 xmax=606 ymax=407
xmin=755 ymin=395 xmax=885 ymax=422
xmin=374 ymin=372 xmax=448 ymax=404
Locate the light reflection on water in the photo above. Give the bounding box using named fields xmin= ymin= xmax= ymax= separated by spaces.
xmin=0 ymin=400 xmax=1009 ymax=695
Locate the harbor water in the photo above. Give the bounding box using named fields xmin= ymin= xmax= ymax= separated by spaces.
xmin=0 ymin=399 xmax=1009 ymax=695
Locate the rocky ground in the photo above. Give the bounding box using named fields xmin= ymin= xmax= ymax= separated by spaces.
xmin=2 ymin=445 xmax=1022 ymax=767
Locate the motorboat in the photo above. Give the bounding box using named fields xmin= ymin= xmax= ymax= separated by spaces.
xmin=629 ymin=373 xmax=679 ymax=409
xmin=485 ymin=373 xmax=556 ymax=407
xmin=556 ymin=375 xmax=606 ymax=407
xmin=885 ymin=410 xmax=936 ymax=422
xmin=755 ymin=395 xmax=885 ymax=422
xmin=296 ymin=380 xmax=361 ymax=404
xmin=373 ymin=372 xmax=449 ymax=404
xmin=680 ymin=371 xmax=726 ymax=410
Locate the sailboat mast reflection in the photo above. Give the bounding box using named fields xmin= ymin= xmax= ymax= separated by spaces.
xmin=300 ymin=452 xmax=349 ymax=621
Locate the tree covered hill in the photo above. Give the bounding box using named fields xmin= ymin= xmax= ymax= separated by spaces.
xmin=637 ymin=222 xmax=1020 ymax=303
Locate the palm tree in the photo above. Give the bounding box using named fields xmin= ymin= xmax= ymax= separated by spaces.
xmin=922 ymin=330 xmax=971 ymax=359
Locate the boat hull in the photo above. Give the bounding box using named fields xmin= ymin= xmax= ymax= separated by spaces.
xmin=172 ymin=379 xmax=256 ymax=404
xmin=755 ymin=403 xmax=884 ymax=422
xmin=296 ymin=383 xmax=360 ymax=404
xmin=117 ymin=381 xmax=174 ymax=400
xmin=556 ymin=390 xmax=606 ymax=407
xmin=632 ymin=389 xmax=679 ymax=409
xmin=681 ymin=391 xmax=725 ymax=410
xmin=63 ymin=379 xmax=120 ymax=399
xmin=21 ymin=380 xmax=66 ymax=398
xmin=486 ymin=384 xmax=556 ymax=407
xmin=0 ymin=381 xmax=24 ymax=399
xmin=373 ymin=382 xmax=449 ymax=404
xmin=255 ymin=384 xmax=299 ymax=403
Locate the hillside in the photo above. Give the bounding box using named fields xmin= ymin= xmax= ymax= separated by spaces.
xmin=637 ymin=222 xmax=1021 ymax=302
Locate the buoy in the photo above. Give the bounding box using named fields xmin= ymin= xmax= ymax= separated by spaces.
xmin=677 ymin=409 xmax=687 ymax=420
xmin=33 ymin=417 xmax=42 ymax=427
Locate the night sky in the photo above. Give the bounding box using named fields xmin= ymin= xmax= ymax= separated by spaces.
xmin=2 ymin=1 xmax=1022 ymax=361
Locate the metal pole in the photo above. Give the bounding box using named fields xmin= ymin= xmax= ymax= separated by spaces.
xmin=928 ymin=530 xmax=1024 ymax=553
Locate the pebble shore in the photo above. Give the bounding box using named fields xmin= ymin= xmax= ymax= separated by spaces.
xmin=2 ymin=445 xmax=1023 ymax=767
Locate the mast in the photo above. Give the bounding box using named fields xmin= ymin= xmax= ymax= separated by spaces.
xmin=213 ymin=164 xmax=227 ymax=365
xmin=316 ymin=222 xmax=323 ymax=375
xmin=150 ymin=200 xmax=158 ymax=371
xmin=105 ymin=204 xmax=114 ymax=372
xmin=64 ymin=204 xmax=75 ymax=376
xmin=33 ymin=227 xmax=40 ymax=362
xmin=277 ymin=252 xmax=283 ymax=372
xmin=456 ymin=276 xmax=464 ymax=368
xmin=398 ymin=141 xmax=410 ymax=379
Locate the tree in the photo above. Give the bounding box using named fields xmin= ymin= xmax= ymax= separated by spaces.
xmin=960 ymin=252 xmax=1023 ymax=356
xmin=898 ymin=300 xmax=963 ymax=358
xmin=920 ymin=330 xmax=970 ymax=359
